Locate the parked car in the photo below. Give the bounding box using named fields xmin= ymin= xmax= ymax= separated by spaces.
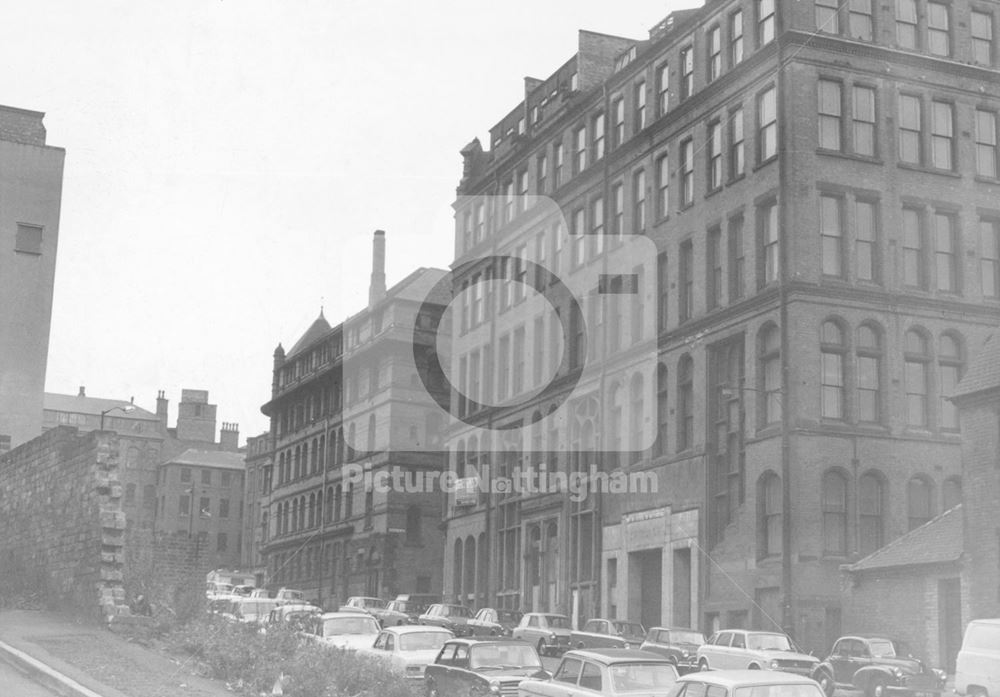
xmin=418 ymin=603 xmax=475 ymax=636
xmin=613 ymin=621 xmax=647 ymax=649
xmin=468 ymin=608 xmax=523 ymax=637
xmin=305 ymin=611 xmax=381 ymax=651
xmin=956 ymin=619 xmax=1000 ymax=697
xmin=339 ymin=596 xmax=387 ymax=616
xmin=424 ymin=638 xmax=548 ymax=697
xmin=378 ymin=599 xmax=421 ymax=626
xmin=221 ymin=597 xmax=281 ymax=626
xmin=512 ymin=613 xmax=573 ymax=657
xmin=669 ymin=668 xmax=826 ymax=697
xmin=265 ymin=603 xmax=322 ymax=630
xmin=357 ymin=625 xmax=453 ymax=681
xmin=696 ymin=629 xmax=819 ymax=675
xmin=570 ymin=619 xmax=630 ymax=650
xmin=812 ymin=636 xmax=947 ymax=697
xmin=518 ymin=647 xmax=678 ymax=696
xmin=639 ymin=626 xmax=705 ymax=672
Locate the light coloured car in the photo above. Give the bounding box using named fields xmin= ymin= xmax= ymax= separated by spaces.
xmin=357 ymin=625 xmax=453 ymax=680
xmin=340 ymin=596 xmax=387 ymax=615
xmin=696 ymin=629 xmax=819 ymax=675
xmin=668 ymin=668 xmax=826 ymax=697
xmin=305 ymin=611 xmax=381 ymax=651
xmin=221 ymin=597 xmax=280 ymax=625
xmin=519 ymin=647 xmax=678 ymax=696
xmin=639 ymin=627 xmax=705 ymax=673
xmin=512 ymin=613 xmax=573 ymax=657
xmin=956 ymin=618 xmax=1000 ymax=697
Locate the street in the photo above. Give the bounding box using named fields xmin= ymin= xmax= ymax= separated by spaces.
xmin=0 ymin=657 xmax=58 ymax=696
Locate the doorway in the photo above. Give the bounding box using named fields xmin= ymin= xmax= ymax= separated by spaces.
xmin=629 ymin=549 xmax=662 ymax=629
xmin=938 ymin=578 xmax=962 ymax=672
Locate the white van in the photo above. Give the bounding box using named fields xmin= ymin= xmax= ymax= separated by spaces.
xmin=956 ymin=618 xmax=1000 ymax=697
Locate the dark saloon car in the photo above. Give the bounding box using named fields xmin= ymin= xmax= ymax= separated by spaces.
xmin=469 ymin=608 xmax=524 ymax=637
xmin=418 ymin=603 xmax=475 ymax=636
xmin=425 ymin=638 xmax=549 ymax=697
xmin=378 ymin=599 xmax=430 ymax=626
xmin=639 ymin=627 xmax=705 ymax=673
xmin=812 ymin=636 xmax=946 ymax=697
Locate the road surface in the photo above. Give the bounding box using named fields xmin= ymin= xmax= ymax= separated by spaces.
xmin=0 ymin=657 xmax=58 ymax=696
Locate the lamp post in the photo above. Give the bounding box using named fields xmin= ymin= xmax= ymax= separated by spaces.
xmin=100 ymin=398 xmax=136 ymax=430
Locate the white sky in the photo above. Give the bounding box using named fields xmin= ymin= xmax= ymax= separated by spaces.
xmin=3 ymin=0 xmax=689 ymax=439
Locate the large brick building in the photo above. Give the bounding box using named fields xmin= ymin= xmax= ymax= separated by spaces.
xmin=258 ymin=232 xmax=449 ymax=607
xmin=241 ymin=432 xmax=271 ymax=586
xmin=442 ymin=0 xmax=1000 ymax=651
xmin=0 ymin=104 xmax=64 ymax=450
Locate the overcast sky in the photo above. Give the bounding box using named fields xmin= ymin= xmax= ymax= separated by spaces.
xmin=3 ymin=0 xmax=689 ymax=439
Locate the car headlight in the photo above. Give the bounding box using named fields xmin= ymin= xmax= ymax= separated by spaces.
xmin=892 ymin=668 xmax=904 ymax=680
xmin=489 ymin=679 xmax=501 ymax=694
xmin=549 ymin=632 xmax=557 ymax=639
xmin=770 ymin=660 xmax=780 ymax=669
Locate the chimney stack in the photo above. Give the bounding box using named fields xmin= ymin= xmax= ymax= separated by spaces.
xmin=369 ymin=230 xmax=386 ymax=307
xmin=219 ymin=422 xmax=240 ymax=452
xmin=78 ymin=386 xmax=86 ymax=397
xmin=155 ymin=390 xmax=169 ymax=426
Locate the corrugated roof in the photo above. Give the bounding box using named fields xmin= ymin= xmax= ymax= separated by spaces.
xmin=286 ymin=311 xmax=332 ymax=359
xmin=43 ymin=393 xmax=160 ymax=421
xmin=952 ymin=331 xmax=1000 ymax=401
xmin=847 ymin=504 xmax=962 ymax=573
xmin=164 ymin=448 xmax=246 ymax=470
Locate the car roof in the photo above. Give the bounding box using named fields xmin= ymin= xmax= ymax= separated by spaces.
xmin=834 ymin=635 xmax=895 ymax=642
xmin=968 ymin=619 xmax=1000 ymax=626
xmin=648 ymin=626 xmax=702 ymax=633
xmin=444 ymin=638 xmax=533 ymax=646
xmin=528 ymin=612 xmax=568 ymax=617
xmin=320 ymin=611 xmax=380 ymax=620
xmin=680 ymin=671 xmax=820 ymax=688
xmin=382 ymin=625 xmax=454 ymax=635
xmin=563 ymin=648 xmax=672 ymax=663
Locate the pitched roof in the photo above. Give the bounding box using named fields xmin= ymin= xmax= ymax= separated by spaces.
xmin=164 ymin=448 xmax=246 ymax=470
xmin=952 ymin=330 xmax=1000 ymax=402
xmin=847 ymin=504 xmax=962 ymax=573
xmin=286 ymin=311 xmax=332 ymax=359
xmin=43 ymin=393 xmax=160 ymax=421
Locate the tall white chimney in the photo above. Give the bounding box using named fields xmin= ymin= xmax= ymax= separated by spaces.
xmin=369 ymin=229 xmax=387 ymax=306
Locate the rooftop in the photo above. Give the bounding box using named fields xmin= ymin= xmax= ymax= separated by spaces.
xmin=161 ymin=448 xmax=246 ymax=471
xmin=44 ymin=392 xmax=160 ymax=422
xmin=846 ymin=504 xmax=962 ymax=573
xmin=951 ymin=330 xmax=1000 ymax=402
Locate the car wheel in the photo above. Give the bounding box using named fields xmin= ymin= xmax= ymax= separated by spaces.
xmin=748 ymin=664 xmax=761 ymax=670
xmin=867 ymin=677 xmax=887 ymax=697
xmin=537 ymin=638 xmax=547 ymax=657
xmin=699 ymin=659 xmax=710 ymax=672
xmin=816 ymin=671 xmax=835 ymax=697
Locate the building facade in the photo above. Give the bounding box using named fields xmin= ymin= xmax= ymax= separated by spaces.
xmin=155 ymin=448 xmax=246 ymax=570
xmin=0 ymin=104 xmax=65 ymax=450
xmin=241 ymin=432 xmax=272 ymax=586
xmin=259 ymin=231 xmax=449 ymax=607
xmin=443 ymin=0 xmax=1000 ymax=651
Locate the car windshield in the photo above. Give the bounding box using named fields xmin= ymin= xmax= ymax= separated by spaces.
xmin=545 ymin=615 xmax=570 ymax=629
xmin=444 ymin=605 xmax=472 ymax=618
xmin=322 ymin=617 xmax=379 ymax=635
xmin=670 ymin=631 xmax=706 ymax=645
xmin=747 ymin=633 xmax=793 ymax=651
xmin=499 ymin=611 xmax=522 ymax=624
xmin=610 ymin=663 xmax=678 ymax=693
xmin=399 ymin=631 xmax=451 ymax=652
xmin=615 ymin=622 xmax=645 ymax=636
xmin=869 ymin=640 xmax=896 ymax=658
xmin=735 ymin=684 xmax=826 ymax=697
xmin=469 ymin=643 xmax=542 ymax=669
xmin=360 ymin=598 xmax=386 ymax=609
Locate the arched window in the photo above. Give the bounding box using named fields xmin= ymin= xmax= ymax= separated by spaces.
xmin=334 ymin=484 xmax=342 ymax=521
xmin=294 ymin=445 xmax=302 ymax=479
xmin=291 ymin=499 xmax=299 ymax=532
xmin=907 ymin=476 xmax=934 ymax=530
xmin=856 ymin=323 xmax=883 ymax=424
xmin=336 ymin=427 xmax=344 ymax=464
xmin=325 ymin=486 xmax=333 ymax=522
xmin=822 ymin=470 xmax=848 ymax=555
xmin=904 ymin=330 xmax=931 ymax=428
xmin=327 ymin=431 xmax=337 ymax=469
xmin=453 ymin=539 xmax=464 ymax=600
xmin=820 ymin=320 xmax=847 ymax=419
xmin=943 ymin=476 xmax=962 ymax=510
xmin=656 ymin=363 xmax=669 ymax=456
xmin=406 ymin=505 xmax=422 ymax=544
xmin=310 ymin=439 xmax=318 ymax=474
xmin=630 ymin=373 xmax=645 ymax=453
xmin=759 ymin=324 xmax=782 ymax=425
xmin=367 ymin=413 xmax=377 ymax=453
xmin=308 ymin=492 xmax=316 ymax=528
xmin=677 ymin=355 xmax=694 ymax=451
xmin=347 ymin=424 xmax=356 ymax=461
xmin=345 ymin=484 xmax=354 ymax=519
xmin=298 ymin=496 xmax=306 ymax=530
xmin=758 ymin=472 xmax=782 ymax=558
xmin=939 ymin=333 xmax=964 ymax=431
xmin=464 ymin=536 xmax=477 ymax=604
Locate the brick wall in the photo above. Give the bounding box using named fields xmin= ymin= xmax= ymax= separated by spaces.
xmin=959 ymin=397 xmax=1000 ymax=618
xmin=0 ymin=105 xmax=46 ymax=146
xmin=0 ymin=426 xmax=128 ymax=620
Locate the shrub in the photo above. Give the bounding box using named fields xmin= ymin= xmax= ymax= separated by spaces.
xmin=165 ymin=617 xmax=417 ymax=697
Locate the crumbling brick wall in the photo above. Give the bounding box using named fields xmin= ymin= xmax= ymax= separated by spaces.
xmin=0 ymin=426 xmax=128 ymax=620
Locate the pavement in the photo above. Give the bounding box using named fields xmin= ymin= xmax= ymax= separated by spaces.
xmin=0 ymin=610 xmax=235 ymax=697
